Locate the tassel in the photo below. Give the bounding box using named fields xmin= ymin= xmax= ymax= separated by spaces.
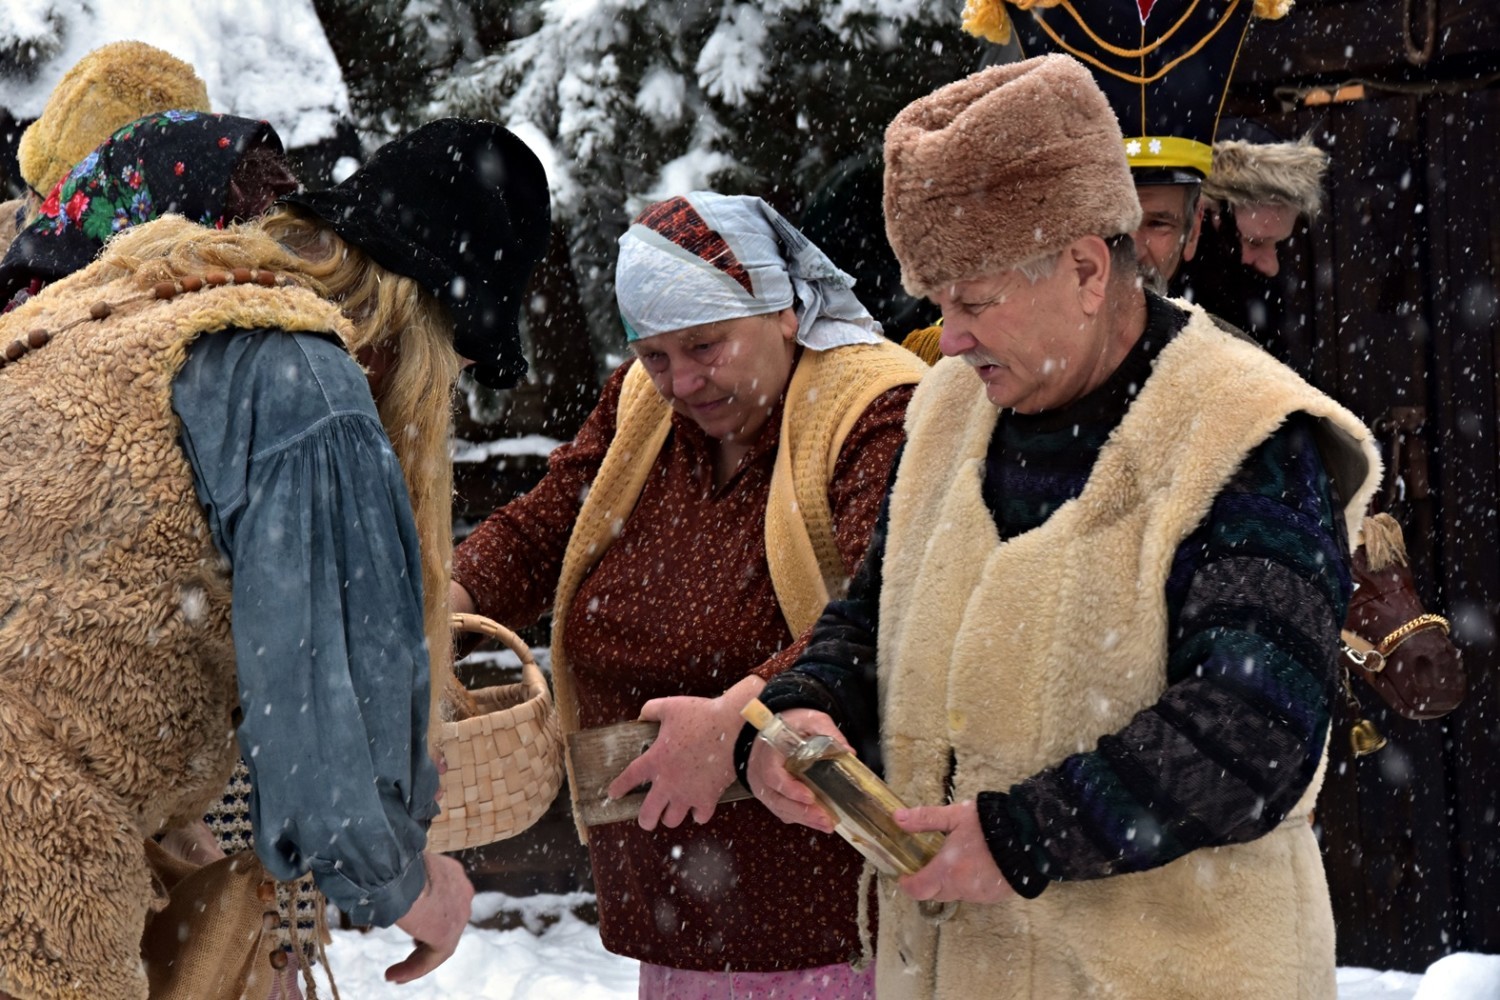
xmin=962 ymin=0 xmax=1013 ymax=45
xmin=1252 ymin=0 xmax=1294 ymax=19
xmin=1360 ymin=512 xmax=1409 ymax=572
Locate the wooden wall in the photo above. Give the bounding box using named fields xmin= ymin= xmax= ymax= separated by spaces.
xmin=1233 ymin=0 xmax=1500 ymax=969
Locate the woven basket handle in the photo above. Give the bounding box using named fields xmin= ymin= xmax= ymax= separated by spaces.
xmin=450 ymin=613 xmax=547 ymax=701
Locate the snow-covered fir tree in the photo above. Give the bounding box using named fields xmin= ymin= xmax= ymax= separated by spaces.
xmin=0 ymin=0 xmax=66 ymax=74
xmin=313 ymin=0 xmax=510 ymax=137
xmin=432 ymin=0 xmax=984 ymax=357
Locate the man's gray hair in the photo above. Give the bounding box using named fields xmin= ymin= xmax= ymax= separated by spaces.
xmin=1011 ymin=233 xmax=1138 ymax=286
xmin=1013 ymin=250 xmax=1063 ymax=284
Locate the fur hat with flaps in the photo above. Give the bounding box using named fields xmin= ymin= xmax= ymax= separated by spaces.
xmin=18 ymin=41 xmax=212 ymax=197
xmin=281 ymin=118 xmax=551 ymax=389
xmin=883 ymin=54 xmax=1141 ymax=298
xmin=1203 ymin=137 xmax=1330 ymax=218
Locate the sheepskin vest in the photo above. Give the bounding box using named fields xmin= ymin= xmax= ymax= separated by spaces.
xmin=552 ymin=342 xmax=925 ymax=839
xmin=0 ymin=260 xmax=351 ymax=1000
xmin=876 ymin=306 xmax=1380 ymax=1000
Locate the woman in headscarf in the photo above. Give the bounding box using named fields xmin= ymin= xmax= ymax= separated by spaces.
xmin=451 ymin=191 xmax=926 ymax=998
xmin=0 ymin=109 xmax=297 ymax=311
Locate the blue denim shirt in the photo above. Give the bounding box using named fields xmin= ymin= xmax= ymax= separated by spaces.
xmin=172 ymin=328 xmax=438 ymax=926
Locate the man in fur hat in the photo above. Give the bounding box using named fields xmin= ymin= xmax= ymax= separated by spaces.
xmin=900 ymin=0 xmax=1294 ymax=366
xmin=1174 ymin=126 xmax=1332 ymax=355
xmin=0 ymin=118 xmax=549 ymax=1000
xmin=740 ymin=56 xmax=1381 ymax=999
xmin=1201 ymin=137 xmax=1328 ymax=277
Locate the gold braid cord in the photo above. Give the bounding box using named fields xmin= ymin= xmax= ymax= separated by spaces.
xmin=961 ymin=0 xmax=1292 ymax=53
xmin=1377 ymin=613 xmax=1450 ymax=657
xmin=1030 ymin=0 xmax=1246 ymax=85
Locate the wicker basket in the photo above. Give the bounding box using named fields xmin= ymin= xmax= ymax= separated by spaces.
xmin=425 ymin=613 xmax=564 ymax=854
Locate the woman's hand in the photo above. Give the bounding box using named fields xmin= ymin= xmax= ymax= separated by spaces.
xmin=744 ymin=708 xmax=850 ymax=834
xmin=607 ymin=674 xmax=766 ymax=829
xmin=894 ymin=800 xmax=1015 ymax=905
xmin=388 ymin=852 xmax=475 ymax=983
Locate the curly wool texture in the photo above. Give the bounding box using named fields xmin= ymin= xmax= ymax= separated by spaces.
xmin=883 ymin=55 xmax=1142 ymax=298
xmin=0 ymin=248 xmax=350 ymax=1000
xmin=1203 ymin=137 xmax=1329 ymax=216
xmin=17 ymin=41 xmax=211 ymax=196
xmin=0 ymin=195 xmax=23 ymax=256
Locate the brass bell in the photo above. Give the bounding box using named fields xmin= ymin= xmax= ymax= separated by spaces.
xmin=1349 ymin=719 xmax=1387 ymax=757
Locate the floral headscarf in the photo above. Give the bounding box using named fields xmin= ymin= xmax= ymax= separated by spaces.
xmin=0 ymin=110 xmax=296 ymax=308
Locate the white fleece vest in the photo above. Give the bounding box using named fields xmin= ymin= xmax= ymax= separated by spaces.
xmin=875 ymin=305 xmax=1380 ymax=1000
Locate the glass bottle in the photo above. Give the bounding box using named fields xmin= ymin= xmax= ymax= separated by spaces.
xmin=742 ymin=698 xmax=945 ymax=877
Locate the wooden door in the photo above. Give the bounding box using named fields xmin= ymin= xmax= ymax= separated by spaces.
xmin=1250 ymin=84 xmax=1500 ymax=971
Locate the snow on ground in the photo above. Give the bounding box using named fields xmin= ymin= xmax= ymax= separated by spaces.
xmin=452 ymin=434 xmax=563 ymax=463
xmin=306 ymin=892 xmax=1485 ymax=999
xmin=312 ymin=893 xmax=636 ymax=999
xmin=1412 ymin=953 xmax=1500 ymax=998
xmin=1338 ymin=966 xmax=1426 ymax=999
xmin=1 ymin=0 xmax=348 ymax=148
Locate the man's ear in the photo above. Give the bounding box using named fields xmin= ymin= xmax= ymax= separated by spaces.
xmin=1182 ymin=194 xmax=1207 ymax=263
xmin=1070 ymin=235 xmax=1111 ymax=316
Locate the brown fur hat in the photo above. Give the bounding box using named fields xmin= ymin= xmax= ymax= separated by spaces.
xmin=883 ymin=54 xmax=1142 ymax=298
xmin=17 ymin=41 xmax=212 ymax=196
xmin=1203 ymin=137 xmax=1329 ymax=217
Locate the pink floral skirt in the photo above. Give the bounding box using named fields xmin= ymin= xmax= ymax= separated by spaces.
xmin=638 ymin=961 xmax=875 ymax=999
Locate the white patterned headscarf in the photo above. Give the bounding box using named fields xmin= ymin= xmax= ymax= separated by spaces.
xmin=615 ymin=191 xmax=884 ymax=350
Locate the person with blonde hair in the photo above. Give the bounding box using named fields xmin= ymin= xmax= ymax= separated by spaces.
xmin=0 ymin=118 xmax=550 ymax=1000
xmin=1173 ymin=122 xmax=1333 ymax=355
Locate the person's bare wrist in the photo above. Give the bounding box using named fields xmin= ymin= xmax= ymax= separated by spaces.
xmin=418 ymin=853 xmax=434 ymax=900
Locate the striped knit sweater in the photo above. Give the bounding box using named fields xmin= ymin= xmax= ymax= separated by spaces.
xmin=750 ymin=294 xmax=1352 ymax=896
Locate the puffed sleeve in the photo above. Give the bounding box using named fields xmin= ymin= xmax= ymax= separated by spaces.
xmin=174 ymin=328 xmax=437 ymax=926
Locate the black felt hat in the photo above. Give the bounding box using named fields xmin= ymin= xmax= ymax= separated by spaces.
xmin=976 ymin=0 xmax=1287 ymax=186
xmin=282 ymin=118 xmax=550 ymax=388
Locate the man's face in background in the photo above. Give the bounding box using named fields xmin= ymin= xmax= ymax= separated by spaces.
xmin=1231 ymin=202 xmax=1300 ymax=277
xmin=1133 ymin=183 xmax=1204 ymax=292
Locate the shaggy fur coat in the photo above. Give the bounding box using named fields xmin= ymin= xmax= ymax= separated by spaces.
xmin=874 ymin=306 xmax=1380 ymax=999
xmin=0 ymin=252 xmax=349 ymax=1000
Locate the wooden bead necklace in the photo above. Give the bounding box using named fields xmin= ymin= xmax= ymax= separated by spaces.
xmin=0 ymin=267 xmax=292 ymax=372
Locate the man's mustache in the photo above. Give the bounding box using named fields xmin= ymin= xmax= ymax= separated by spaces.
xmin=961 ymin=350 xmax=1005 ymax=368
